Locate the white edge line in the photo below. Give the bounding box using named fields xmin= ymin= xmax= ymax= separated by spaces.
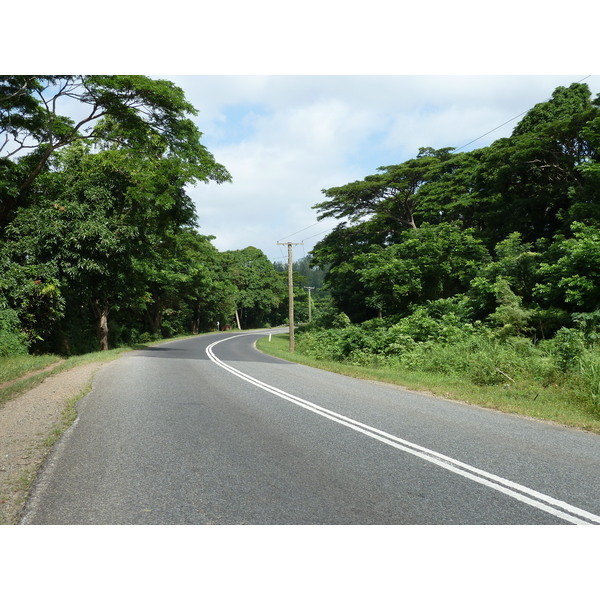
xmin=207 ymin=334 xmax=600 ymax=525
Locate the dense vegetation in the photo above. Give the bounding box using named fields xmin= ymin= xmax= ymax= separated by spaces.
xmin=0 ymin=76 xmax=288 ymax=355
xmin=2 ymin=77 xmax=599 ymax=425
xmin=296 ymin=82 xmax=600 ymax=419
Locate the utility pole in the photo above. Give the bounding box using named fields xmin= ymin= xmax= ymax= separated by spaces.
xmin=277 ymin=241 xmax=302 ymax=352
xmin=304 ymin=286 xmax=314 ymax=323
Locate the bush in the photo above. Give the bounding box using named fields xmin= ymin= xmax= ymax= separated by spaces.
xmin=0 ymin=308 xmax=28 ymax=356
xmin=295 ymin=316 xmax=561 ymax=388
xmin=332 ymin=312 xmax=352 ymax=329
xmin=550 ymin=327 xmax=586 ymax=371
xmin=578 ymin=349 xmax=600 ymax=409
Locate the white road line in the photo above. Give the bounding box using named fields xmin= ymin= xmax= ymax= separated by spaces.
xmin=206 ymin=334 xmax=600 ymax=525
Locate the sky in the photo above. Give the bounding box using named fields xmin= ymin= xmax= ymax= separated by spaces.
xmin=167 ymin=74 xmax=599 ymax=261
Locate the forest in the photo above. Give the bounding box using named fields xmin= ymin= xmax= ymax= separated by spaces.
xmin=290 ymin=81 xmax=600 ymax=419
xmin=0 ymin=76 xmax=292 ymax=355
xmin=1 ymin=77 xmax=599 ymax=422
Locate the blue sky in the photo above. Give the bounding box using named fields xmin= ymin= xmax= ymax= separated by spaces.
xmin=167 ymin=75 xmax=600 ymax=261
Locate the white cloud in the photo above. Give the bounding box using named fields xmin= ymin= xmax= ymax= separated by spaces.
xmin=180 ymin=75 xmax=599 ymax=257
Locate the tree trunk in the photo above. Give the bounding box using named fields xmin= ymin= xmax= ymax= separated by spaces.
xmin=144 ymin=305 xmax=162 ymax=334
xmin=92 ymin=299 xmax=110 ymax=351
xmin=191 ymin=308 xmax=200 ymax=335
xmin=98 ymin=306 xmax=109 ymax=351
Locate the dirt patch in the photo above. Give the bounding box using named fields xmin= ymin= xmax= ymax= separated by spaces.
xmin=0 ymin=362 xmax=105 ymax=524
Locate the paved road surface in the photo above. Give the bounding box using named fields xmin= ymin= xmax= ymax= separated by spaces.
xmin=22 ymin=330 xmax=600 ymax=524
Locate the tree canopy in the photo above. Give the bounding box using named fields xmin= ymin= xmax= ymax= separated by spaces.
xmin=0 ymin=76 xmax=290 ymax=355
xmin=0 ymin=75 xmax=230 ymax=231
xmin=2 ymin=79 xmax=599 ymax=356
xmin=311 ymin=82 xmax=600 ymax=335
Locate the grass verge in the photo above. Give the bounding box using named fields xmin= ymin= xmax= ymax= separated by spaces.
xmin=256 ymin=333 xmax=600 ymax=435
xmin=0 ymin=354 xmax=64 ymax=385
xmin=0 ymin=348 xmax=125 ymax=408
xmin=0 ymin=332 xmax=215 ymax=409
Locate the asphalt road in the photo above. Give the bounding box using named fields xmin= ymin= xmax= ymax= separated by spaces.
xmin=22 ymin=330 xmax=600 ymax=524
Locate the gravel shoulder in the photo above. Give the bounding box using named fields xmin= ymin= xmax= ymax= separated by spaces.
xmin=0 ymin=362 xmax=105 ymax=524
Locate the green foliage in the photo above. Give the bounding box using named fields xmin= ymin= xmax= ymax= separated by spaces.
xmin=352 ymin=222 xmax=489 ymax=316
xmin=309 ymin=81 xmax=600 ymax=359
xmin=572 ymin=310 xmax=600 ymax=343
xmin=221 ymin=247 xmax=287 ymax=329
xmin=0 ymin=259 xmax=65 ymax=349
xmin=315 ymin=146 xmax=454 ymax=231
xmin=548 ymin=327 xmax=586 ymax=372
xmin=0 ymin=307 xmax=28 ymax=356
xmin=332 ymin=312 xmax=352 ymax=328
xmin=0 ymin=76 xmax=234 ymax=354
xmin=534 ymin=222 xmax=600 ymax=313
xmin=295 ymin=315 xmax=598 ymax=412
xmin=0 ymin=75 xmax=231 ymax=231
xmin=488 ymin=277 xmax=533 ymax=339
xmin=289 ymin=83 xmax=600 ymax=424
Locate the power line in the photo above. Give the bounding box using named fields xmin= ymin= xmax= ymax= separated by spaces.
xmin=454 ymin=75 xmax=592 ymax=152
xmin=275 ymin=76 xmax=595 ymax=249
xmin=302 ymin=227 xmax=335 ymax=243
xmin=277 ymin=221 xmax=325 ymax=243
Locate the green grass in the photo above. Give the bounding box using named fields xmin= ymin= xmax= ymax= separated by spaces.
xmin=0 ymin=348 xmax=125 ymax=408
xmin=0 ymin=333 xmax=216 ymax=408
xmin=0 ymin=354 xmax=64 ymax=384
xmin=256 ymin=333 xmax=600 ymax=435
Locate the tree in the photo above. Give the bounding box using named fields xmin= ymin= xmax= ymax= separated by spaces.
xmin=534 ymin=222 xmax=600 ymax=314
xmin=0 ymin=75 xmax=231 ymax=231
xmin=314 ymin=147 xmax=454 ymax=234
xmin=221 ymin=247 xmax=287 ymax=329
xmin=465 ymin=232 xmax=542 ymax=320
xmin=0 ymin=139 xmax=215 ymax=352
xmin=133 ymin=228 xmax=237 ymax=337
xmin=310 ymin=220 xmax=390 ymax=322
xmin=353 ymin=222 xmax=489 ymax=317
xmin=472 ymin=83 xmax=600 ymax=246
xmin=0 ymin=252 xmax=64 ymax=350
xmin=306 ymin=81 xmax=600 ymax=343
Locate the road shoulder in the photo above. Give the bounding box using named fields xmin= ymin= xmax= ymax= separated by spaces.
xmin=0 ymin=362 xmax=104 ymax=524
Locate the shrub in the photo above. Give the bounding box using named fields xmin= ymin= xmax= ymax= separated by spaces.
xmin=332 ymin=312 xmax=352 ymax=329
xmin=0 ymin=308 xmax=28 ymax=356
xmin=550 ymin=327 xmax=586 ymax=371
xmin=578 ymin=350 xmax=600 ymax=409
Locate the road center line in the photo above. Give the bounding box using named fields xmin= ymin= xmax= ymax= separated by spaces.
xmin=206 ymin=334 xmax=600 ymax=525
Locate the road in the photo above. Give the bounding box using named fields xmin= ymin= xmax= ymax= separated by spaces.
xmin=22 ymin=330 xmax=600 ymax=524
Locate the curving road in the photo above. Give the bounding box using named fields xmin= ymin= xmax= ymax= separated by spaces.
xmin=22 ymin=330 xmax=600 ymax=524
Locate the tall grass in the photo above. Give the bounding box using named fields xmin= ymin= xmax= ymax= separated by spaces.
xmin=257 ymin=325 xmax=600 ymax=434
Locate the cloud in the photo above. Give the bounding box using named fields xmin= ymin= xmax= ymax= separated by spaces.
xmin=176 ymin=75 xmax=598 ymax=257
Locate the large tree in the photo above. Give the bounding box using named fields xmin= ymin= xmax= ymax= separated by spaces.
xmin=0 ymin=75 xmax=230 ymax=231
xmin=314 ymin=147 xmax=454 ymax=235
xmin=221 ymin=247 xmax=287 ymax=329
xmin=472 ymin=83 xmax=600 ymax=246
xmin=310 ymin=83 xmax=600 ymax=327
xmin=1 ymin=139 xmax=215 ymax=352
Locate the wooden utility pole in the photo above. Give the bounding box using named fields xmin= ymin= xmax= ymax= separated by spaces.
xmin=277 ymin=242 xmax=302 ymax=352
xmin=304 ymin=286 xmax=314 ymax=323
